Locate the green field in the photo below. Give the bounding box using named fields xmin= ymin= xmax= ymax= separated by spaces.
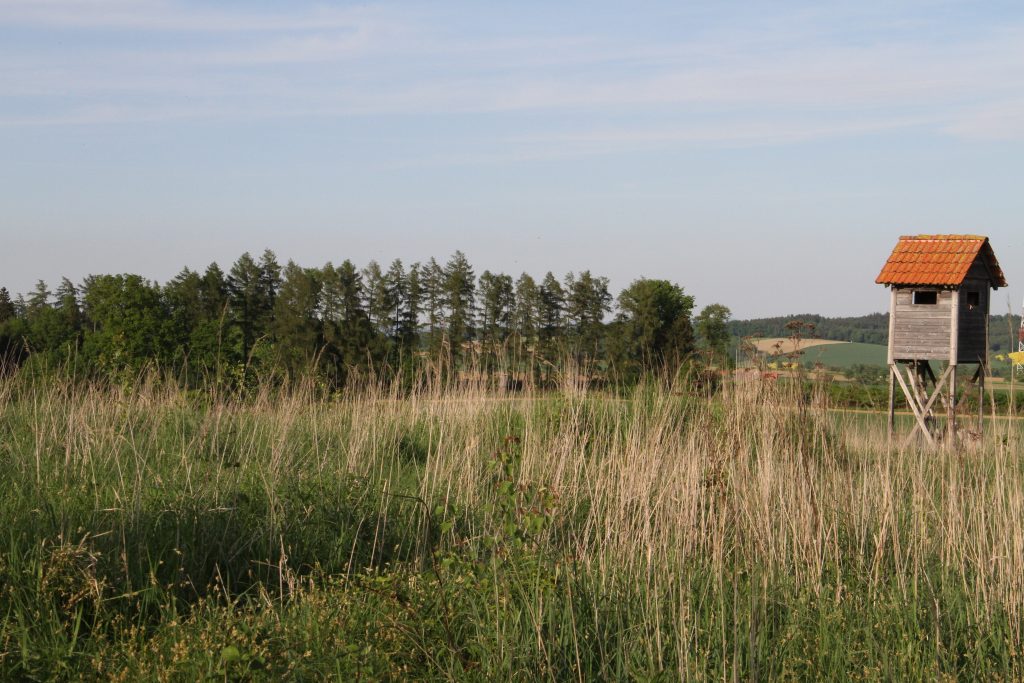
xmin=798 ymin=341 xmax=887 ymax=368
xmin=756 ymin=341 xmax=888 ymax=369
xmin=751 ymin=338 xmax=888 ymax=370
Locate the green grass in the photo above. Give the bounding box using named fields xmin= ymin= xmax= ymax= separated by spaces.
xmin=2 ymin=372 xmax=1024 ymax=680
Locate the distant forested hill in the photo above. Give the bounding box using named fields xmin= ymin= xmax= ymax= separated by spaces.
xmin=728 ymin=313 xmax=890 ymax=345
xmin=730 ymin=312 xmax=1022 ymax=349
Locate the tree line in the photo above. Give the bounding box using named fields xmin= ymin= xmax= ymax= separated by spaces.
xmin=0 ymin=250 xmax=732 ymax=387
xmin=728 ymin=313 xmax=890 ymax=346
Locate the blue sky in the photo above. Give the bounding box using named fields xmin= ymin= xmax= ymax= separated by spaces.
xmin=2 ymin=0 xmax=1024 ymax=318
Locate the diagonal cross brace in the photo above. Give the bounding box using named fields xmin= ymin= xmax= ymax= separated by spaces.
xmin=890 ymin=363 xmax=954 ymax=448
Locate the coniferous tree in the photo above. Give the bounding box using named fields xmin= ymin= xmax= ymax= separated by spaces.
xmin=513 ymin=274 xmax=540 ymax=345
xmin=19 ymin=279 xmax=79 ymax=355
xmin=538 ymin=272 xmax=565 ymax=347
xmin=54 ymin=277 xmax=83 ymax=348
xmin=422 ymin=257 xmax=445 ymax=349
xmin=512 ymin=273 xmax=541 ymax=380
xmin=0 ymin=287 xmax=14 ymax=323
xmin=199 ymin=263 xmax=228 ymax=321
xmin=0 ymin=288 xmax=17 ymax=362
xmin=228 ymin=252 xmax=271 ymax=363
xmin=272 ymin=261 xmax=323 ymax=375
xmin=0 ymin=288 xmax=25 ymax=365
xmin=564 ymin=271 xmax=611 ymax=360
xmin=26 ymin=280 xmax=51 ymax=317
xmin=321 ymin=260 xmax=377 ymax=378
xmin=55 ymin=278 xmax=79 ymax=313
xmin=385 ymin=259 xmax=408 ymax=341
xmin=478 ymin=271 xmax=514 ymax=347
xmin=443 ymin=251 xmax=476 ymax=358
xmin=258 ymin=249 xmax=282 ymax=311
xmin=362 ymin=261 xmax=394 ymax=337
xmin=165 ymin=268 xmax=203 ymax=347
xmin=399 ymin=263 xmax=423 ymax=346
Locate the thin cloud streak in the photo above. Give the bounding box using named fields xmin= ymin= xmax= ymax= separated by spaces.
xmin=0 ymin=0 xmax=387 ymax=33
xmin=3 ymin=1 xmax=1024 ymax=149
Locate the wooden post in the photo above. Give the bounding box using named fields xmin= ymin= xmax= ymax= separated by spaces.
xmin=978 ymin=365 xmax=985 ymax=433
xmin=948 ymin=288 xmax=959 ymax=445
xmin=887 ymin=288 xmax=897 ymax=444
xmin=887 ymin=364 xmax=896 ymax=441
xmin=912 ymin=362 xmax=933 ymax=437
xmin=887 ymin=288 xmax=896 ymax=367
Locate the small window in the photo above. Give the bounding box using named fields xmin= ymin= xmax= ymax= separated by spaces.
xmin=966 ymin=291 xmax=980 ymax=308
xmin=913 ymin=291 xmax=937 ymax=305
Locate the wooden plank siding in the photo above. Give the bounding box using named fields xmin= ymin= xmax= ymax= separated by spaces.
xmin=888 ymin=281 xmax=991 ymax=363
xmin=957 ymin=278 xmax=989 ymax=363
xmin=891 ymin=287 xmax=954 ymax=360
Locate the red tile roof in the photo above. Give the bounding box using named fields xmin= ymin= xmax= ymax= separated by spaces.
xmin=876 ymin=234 xmax=1006 ymax=288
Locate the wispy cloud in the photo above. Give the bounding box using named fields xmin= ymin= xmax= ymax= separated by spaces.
xmin=0 ymin=0 xmax=381 ymax=32
xmin=2 ymin=0 xmax=1024 ymax=149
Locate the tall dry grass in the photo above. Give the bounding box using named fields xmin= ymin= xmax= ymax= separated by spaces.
xmin=2 ymin=364 xmax=1023 ymax=678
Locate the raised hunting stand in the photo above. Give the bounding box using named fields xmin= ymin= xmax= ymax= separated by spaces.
xmin=876 ymin=235 xmax=1007 ymax=447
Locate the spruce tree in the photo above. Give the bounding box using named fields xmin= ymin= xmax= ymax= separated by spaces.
xmin=478 ymin=271 xmax=514 ymax=347
xmin=421 ymin=258 xmax=445 ymax=351
xmin=199 ymin=263 xmax=228 ymax=321
xmin=227 ymin=252 xmax=265 ymax=362
xmin=27 ymin=280 xmax=51 ymax=316
xmin=272 ymin=261 xmax=322 ymax=374
xmin=321 ymin=260 xmax=377 ymax=378
xmin=443 ymin=251 xmax=476 ymax=356
xmin=538 ymin=272 xmax=565 ymax=345
xmin=399 ymin=263 xmax=423 ymax=346
xmin=0 ymin=287 xmax=14 ymax=323
xmin=513 ymin=273 xmax=540 ymax=345
xmin=362 ymin=260 xmax=394 ymax=337
xmin=564 ymin=271 xmax=611 ymax=360
xmin=385 ymin=259 xmax=408 ymax=341
xmin=165 ymin=268 xmax=202 ymax=338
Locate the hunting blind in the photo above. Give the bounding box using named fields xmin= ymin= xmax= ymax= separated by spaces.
xmin=876 ymin=235 xmax=1006 ymax=446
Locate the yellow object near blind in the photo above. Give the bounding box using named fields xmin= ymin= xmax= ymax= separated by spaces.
xmin=1007 ymin=351 xmax=1024 ymax=365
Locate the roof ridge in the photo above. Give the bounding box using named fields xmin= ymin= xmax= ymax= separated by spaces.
xmin=897 ymin=234 xmax=987 ymax=241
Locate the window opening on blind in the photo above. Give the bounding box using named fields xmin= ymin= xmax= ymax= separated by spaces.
xmin=913 ymin=291 xmax=938 ymax=305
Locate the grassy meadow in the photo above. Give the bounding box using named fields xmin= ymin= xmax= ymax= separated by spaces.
xmin=2 ymin=367 xmax=1024 ymax=680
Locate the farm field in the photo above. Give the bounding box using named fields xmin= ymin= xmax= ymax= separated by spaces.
xmin=750 ymin=337 xmax=845 ymax=354
xmin=754 ymin=338 xmax=888 ymax=369
xmin=3 ymin=371 xmax=1024 ymax=680
xmin=798 ymin=341 xmax=887 ymax=368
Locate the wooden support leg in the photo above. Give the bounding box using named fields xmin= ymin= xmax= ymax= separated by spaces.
xmin=978 ymin=363 xmax=986 ymax=434
xmin=947 ymin=364 xmax=957 ymax=445
xmin=974 ymin=368 xmax=983 ymax=432
xmin=887 ymin=364 xmax=896 ymax=442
